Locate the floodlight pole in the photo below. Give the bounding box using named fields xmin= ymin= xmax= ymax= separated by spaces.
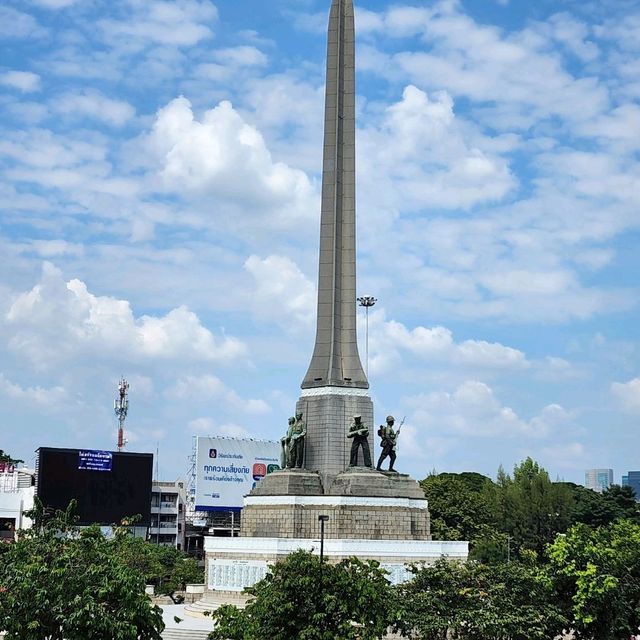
xmin=357 ymin=296 xmax=377 ymax=377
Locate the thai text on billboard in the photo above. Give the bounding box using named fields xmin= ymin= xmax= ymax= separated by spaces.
xmin=78 ymin=450 xmax=113 ymax=472
xmin=194 ymin=437 xmax=280 ymax=511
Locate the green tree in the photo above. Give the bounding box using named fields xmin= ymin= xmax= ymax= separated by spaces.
xmin=395 ymin=557 xmax=566 ymax=640
xmin=497 ymin=458 xmax=573 ymax=556
xmin=548 ymin=519 xmax=640 ymax=640
xmin=0 ymin=449 xmax=23 ymax=465
xmin=209 ymin=550 xmax=396 ymax=640
xmin=113 ymin=534 xmax=203 ymax=598
xmin=0 ymin=501 xmax=164 ymax=640
xmin=420 ymin=472 xmax=500 ymax=544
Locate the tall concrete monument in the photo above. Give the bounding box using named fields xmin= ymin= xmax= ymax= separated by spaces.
xmin=190 ymin=0 xmax=467 ymax=615
xmin=297 ymin=0 xmax=374 ymax=485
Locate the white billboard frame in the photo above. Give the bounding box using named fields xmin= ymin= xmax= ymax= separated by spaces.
xmin=194 ymin=436 xmax=281 ymax=512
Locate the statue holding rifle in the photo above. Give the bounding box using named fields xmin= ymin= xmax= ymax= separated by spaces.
xmin=376 ymin=415 xmax=403 ymax=472
xmin=347 ymin=415 xmax=372 ymax=467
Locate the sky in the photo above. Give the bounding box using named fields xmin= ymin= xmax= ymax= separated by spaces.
xmin=1 ymin=0 xmax=639 ymax=487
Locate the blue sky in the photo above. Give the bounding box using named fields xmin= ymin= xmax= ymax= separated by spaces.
xmin=1 ymin=0 xmax=639 ymax=486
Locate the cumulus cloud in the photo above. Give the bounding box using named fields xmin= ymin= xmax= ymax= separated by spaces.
xmin=99 ymin=0 xmax=218 ymax=47
xmin=0 ymin=7 xmax=46 ymax=39
xmin=52 ymin=90 xmax=135 ymax=126
xmin=213 ymin=46 xmax=267 ymax=67
xmin=188 ymin=417 xmax=252 ymax=439
xmin=0 ymin=373 xmax=66 ymax=407
xmin=0 ymin=71 xmax=41 ymax=92
xmin=368 ymin=310 xmax=528 ymax=375
xmin=169 ymin=375 xmax=270 ymax=415
xmin=359 ymin=1 xmax=609 ymax=129
xmin=29 ymin=0 xmax=79 ymax=8
xmin=612 ymin=378 xmax=640 ymax=414
xmin=404 ymin=380 xmax=571 ymax=441
xmin=244 ymin=255 xmax=316 ymax=329
xmin=3 ymin=263 xmax=246 ymax=368
xmin=360 ymin=86 xmax=515 ymax=211
xmin=149 ymin=97 xmax=316 ymax=225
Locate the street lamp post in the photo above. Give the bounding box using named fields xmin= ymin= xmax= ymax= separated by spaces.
xmin=318 ymin=515 xmax=329 ymax=564
xmin=357 ymin=296 xmax=377 ymax=377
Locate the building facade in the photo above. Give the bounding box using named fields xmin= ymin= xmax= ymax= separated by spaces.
xmin=585 ymin=468 xmax=614 ymax=493
xmin=0 ymin=466 xmax=35 ymax=540
xmin=150 ymin=480 xmax=186 ymax=549
xmin=622 ymin=471 xmax=640 ymax=501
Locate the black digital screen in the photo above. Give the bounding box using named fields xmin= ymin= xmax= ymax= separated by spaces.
xmin=36 ymin=448 xmax=153 ymax=526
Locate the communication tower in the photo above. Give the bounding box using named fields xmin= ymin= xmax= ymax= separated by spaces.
xmin=114 ymin=377 xmax=129 ymax=452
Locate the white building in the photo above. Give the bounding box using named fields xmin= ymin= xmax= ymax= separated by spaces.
xmin=585 ymin=468 xmax=614 ymax=493
xmin=0 ymin=466 xmax=35 ymax=540
xmin=150 ymin=480 xmax=186 ymax=549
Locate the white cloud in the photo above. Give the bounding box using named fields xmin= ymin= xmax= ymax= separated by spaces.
xmin=188 ymin=417 xmax=252 ymax=439
xmin=0 ymin=7 xmax=46 ymax=39
xmin=358 ymin=2 xmax=609 ymax=130
xmin=4 ymin=263 xmax=246 ymax=368
xmin=0 ymin=71 xmax=41 ymax=92
xmin=360 ymin=86 xmax=515 ymax=211
xmin=99 ymin=0 xmax=218 ymax=47
xmin=404 ymin=381 xmax=571 ymax=441
xmin=612 ymin=378 xmax=640 ymax=414
xmin=244 ymin=255 xmax=316 ymax=329
xmin=170 ymin=375 xmax=270 ymax=415
xmin=369 ymin=311 xmax=529 ymax=375
xmin=149 ymin=97 xmax=316 ymax=225
xmin=52 ymin=90 xmax=135 ymax=126
xmin=213 ymin=46 xmax=267 ymax=67
xmin=0 ymin=373 xmax=66 ymax=407
xmin=29 ymin=0 xmax=79 ymax=8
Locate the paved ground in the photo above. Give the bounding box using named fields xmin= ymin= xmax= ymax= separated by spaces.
xmin=161 ymin=604 xmax=215 ymax=632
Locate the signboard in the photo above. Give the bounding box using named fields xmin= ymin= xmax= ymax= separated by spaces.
xmin=208 ymin=559 xmax=268 ymax=592
xmin=36 ymin=448 xmax=153 ymax=526
xmin=194 ymin=437 xmax=280 ymax=511
xmin=78 ymin=450 xmax=113 ymax=472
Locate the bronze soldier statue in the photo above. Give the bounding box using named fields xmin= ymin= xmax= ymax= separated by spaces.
xmin=288 ymin=411 xmax=307 ymax=468
xmin=347 ymin=415 xmax=372 ymax=467
xmin=281 ymin=417 xmax=295 ymax=469
xmin=376 ymin=415 xmax=397 ymax=472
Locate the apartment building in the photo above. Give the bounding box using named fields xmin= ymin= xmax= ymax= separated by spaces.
xmin=150 ymin=479 xmax=186 ymax=549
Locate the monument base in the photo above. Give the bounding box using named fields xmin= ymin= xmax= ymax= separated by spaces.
xmin=187 ymin=536 xmax=468 ymax=617
xmin=240 ymin=494 xmax=430 ymax=540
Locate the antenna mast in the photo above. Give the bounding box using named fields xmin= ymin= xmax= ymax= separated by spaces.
xmin=114 ymin=377 xmax=129 ymax=452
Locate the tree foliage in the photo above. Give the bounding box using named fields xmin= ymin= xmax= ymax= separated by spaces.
xmin=0 ymin=501 xmax=165 ymax=640
xmin=113 ymin=534 xmax=203 ymax=597
xmin=395 ymin=557 xmax=566 ymax=640
xmin=0 ymin=449 xmax=24 ymax=465
xmin=209 ymin=550 xmax=396 ymax=640
xmin=548 ymin=519 xmax=640 ymax=640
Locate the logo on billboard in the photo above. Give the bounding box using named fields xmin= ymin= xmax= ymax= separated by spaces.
xmin=209 ymin=449 xmax=217 ymax=458
xmin=252 ymin=463 xmax=267 ymax=481
xmin=267 ymin=464 xmax=280 ymax=474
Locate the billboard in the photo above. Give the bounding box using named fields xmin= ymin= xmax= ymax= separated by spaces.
xmin=36 ymin=447 xmax=153 ymax=526
xmin=194 ymin=437 xmax=280 ymax=511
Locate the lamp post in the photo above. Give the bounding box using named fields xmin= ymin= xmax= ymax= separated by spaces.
xmin=318 ymin=515 xmax=329 ymax=564
xmin=357 ymin=296 xmax=377 ymax=377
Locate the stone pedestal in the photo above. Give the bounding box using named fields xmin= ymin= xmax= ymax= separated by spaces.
xmin=296 ymin=387 xmax=373 ymax=489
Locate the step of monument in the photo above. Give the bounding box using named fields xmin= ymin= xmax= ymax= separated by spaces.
xmin=162 ymin=629 xmax=211 ymax=640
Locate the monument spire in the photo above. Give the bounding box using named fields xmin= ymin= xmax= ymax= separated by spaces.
xmin=302 ymin=0 xmax=367 ymax=390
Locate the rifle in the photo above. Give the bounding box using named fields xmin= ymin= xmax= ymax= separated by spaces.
xmin=395 ymin=416 xmax=406 ymax=438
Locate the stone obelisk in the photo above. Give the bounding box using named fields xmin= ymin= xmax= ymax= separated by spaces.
xmin=297 ymin=0 xmax=374 ymax=488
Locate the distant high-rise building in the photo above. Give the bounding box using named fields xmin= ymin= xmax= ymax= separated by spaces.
xmin=585 ymin=468 xmax=614 ymax=493
xmin=622 ymin=471 xmax=640 ymax=501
